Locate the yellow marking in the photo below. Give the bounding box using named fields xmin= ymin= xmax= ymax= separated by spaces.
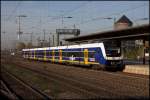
xmin=67 ymin=60 xmax=79 ymax=63
xmin=29 ymin=54 xmax=99 ymax=65
xmin=65 ymin=60 xmax=98 ymax=65
xmin=59 ymin=50 xmax=62 ymax=63
xmin=84 ymin=49 xmax=88 ymax=64
xmin=44 ymin=49 xmax=47 ymax=61
xmin=88 ymin=62 xmax=99 ymax=64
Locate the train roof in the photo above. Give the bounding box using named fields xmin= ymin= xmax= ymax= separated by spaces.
xmin=22 ymin=42 xmax=104 ymax=51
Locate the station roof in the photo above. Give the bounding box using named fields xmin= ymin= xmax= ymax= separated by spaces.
xmin=64 ymin=24 xmax=150 ymax=42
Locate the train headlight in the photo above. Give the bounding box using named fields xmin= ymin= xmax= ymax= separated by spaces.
xmin=111 ymin=62 xmax=114 ymax=65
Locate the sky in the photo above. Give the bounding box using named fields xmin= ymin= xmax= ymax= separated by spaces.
xmin=1 ymin=1 xmax=149 ymax=50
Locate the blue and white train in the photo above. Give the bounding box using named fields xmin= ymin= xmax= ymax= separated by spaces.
xmin=22 ymin=41 xmax=125 ymax=71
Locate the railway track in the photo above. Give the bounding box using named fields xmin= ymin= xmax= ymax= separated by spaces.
xmin=18 ymin=60 xmax=149 ymax=91
xmin=4 ymin=62 xmax=116 ymax=99
xmin=0 ymin=80 xmax=19 ymax=100
xmin=1 ymin=68 xmax=51 ymax=100
xmin=1 ymin=56 xmax=149 ymax=99
xmin=7 ymin=59 xmax=149 ymax=99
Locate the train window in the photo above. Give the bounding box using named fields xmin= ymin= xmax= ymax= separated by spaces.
xmin=29 ymin=51 xmax=31 ymax=57
xmin=61 ymin=50 xmax=84 ymax=57
xmin=62 ymin=51 xmax=67 ymax=57
xmin=68 ymin=52 xmax=73 ymax=57
xmin=55 ymin=51 xmax=59 ymax=56
xmin=71 ymin=51 xmax=84 ymax=57
xmin=30 ymin=51 xmax=32 ymax=57
xmin=75 ymin=52 xmax=83 ymax=57
xmin=26 ymin=51 xmax=28 ymax=55
xmin=38 ymin=51 xmax=41 ymax=55
xmin=26 ymin=51 xmax=29 ymax=56
xmin=49 ymin=51 xmax=52 ymax=56
xmin=72 ymin=52 xmax=77 ymax=57
xmin=65 ymin=51 xmax=70 ymax=57
xmin=36 ymin=51 xmax=39 ymax=57
xmin=46 ymin=51 xmax=50 ymax=56
xmin=74 ymin=52 xmax=78 ymax=57
xmin=37 ymin=51 xmax=41 ymax=57
xmin=88 ymin=51 xmax=96 ymax=58
xmin=32 ymin=51 xmax=34 ymax=56
xmin=37 ymin=51 xmax=40 ymax=57
xmin=37 ymin=51 xmax=44 ymax=58
xmin=42 ymin=51 xmax=45 ymax=56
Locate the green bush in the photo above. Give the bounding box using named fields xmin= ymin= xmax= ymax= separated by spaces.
xmin=123 ymin=46 xmax=144 ymax=59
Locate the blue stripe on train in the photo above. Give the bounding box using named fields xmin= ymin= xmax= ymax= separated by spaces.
xmin=94 ymin=48 xmax=106 ymax=64
xmin=33 ymin=47 xmax=106 ymax=64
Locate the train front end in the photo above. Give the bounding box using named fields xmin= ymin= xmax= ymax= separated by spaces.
xmin=103 ymin=41 xmax=125 ymax=70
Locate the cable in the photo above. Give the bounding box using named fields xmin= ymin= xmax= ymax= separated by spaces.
xmin=6 ymin=1 xmax=21 ymax=21
xmin=50 ymin=1 xmax=91 ymax=21
xmin=79 ymin=3 xmax=148 ymax=34
xmin=63 ymin=1 xmax=91 ymax=16
xmin=83 ymin=25 xmax=113 ymax=34
xmin=77 ymin=3 xmax=148 ymax=26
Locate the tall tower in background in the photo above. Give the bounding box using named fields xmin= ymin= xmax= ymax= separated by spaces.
xmin=114 ymin=15 xmax=133 ymax=30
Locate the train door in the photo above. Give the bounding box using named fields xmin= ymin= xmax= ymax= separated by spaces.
xmin=59 ymin=49 xmax=62 ymax=63
xmin=52 ymin=50 xmax=55 ymax=62
xmin=44 ymin=49 xmax=47 ymax=61
xmin=84 ymin=49 xmax=88 ymax=64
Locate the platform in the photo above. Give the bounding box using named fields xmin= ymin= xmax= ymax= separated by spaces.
xmin=123 ymin=65 xmax=149 ymax=75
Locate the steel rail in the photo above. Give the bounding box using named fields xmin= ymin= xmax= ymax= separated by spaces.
xmin=14 ymin=60 xmax=149 ymax=97
xmin=1 ymin=68 xmax=51 ymax=100
xmin=11 ymin=61 xmax=138 ymax=98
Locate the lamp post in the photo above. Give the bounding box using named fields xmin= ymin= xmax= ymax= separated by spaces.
xmin=49 ymin=32 xmax=53 ymax=47
xmin=17 ymin=15 xmax=27 ymax=41
xmin=103 ymin=17 xmax=117 ymax=30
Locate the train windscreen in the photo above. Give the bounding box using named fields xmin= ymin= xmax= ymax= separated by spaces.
xmin=104 ymin=41 xmax=121 ymax=57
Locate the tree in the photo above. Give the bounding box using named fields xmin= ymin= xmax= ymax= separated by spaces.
xmin=16 ymin=42 xmax=26 ymax=51
xmin=26 ymin=42 xmax=33 ymax=48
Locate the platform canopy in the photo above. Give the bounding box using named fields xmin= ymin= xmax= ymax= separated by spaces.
xmin=64 ymin=24 xmax=150 ymax=43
